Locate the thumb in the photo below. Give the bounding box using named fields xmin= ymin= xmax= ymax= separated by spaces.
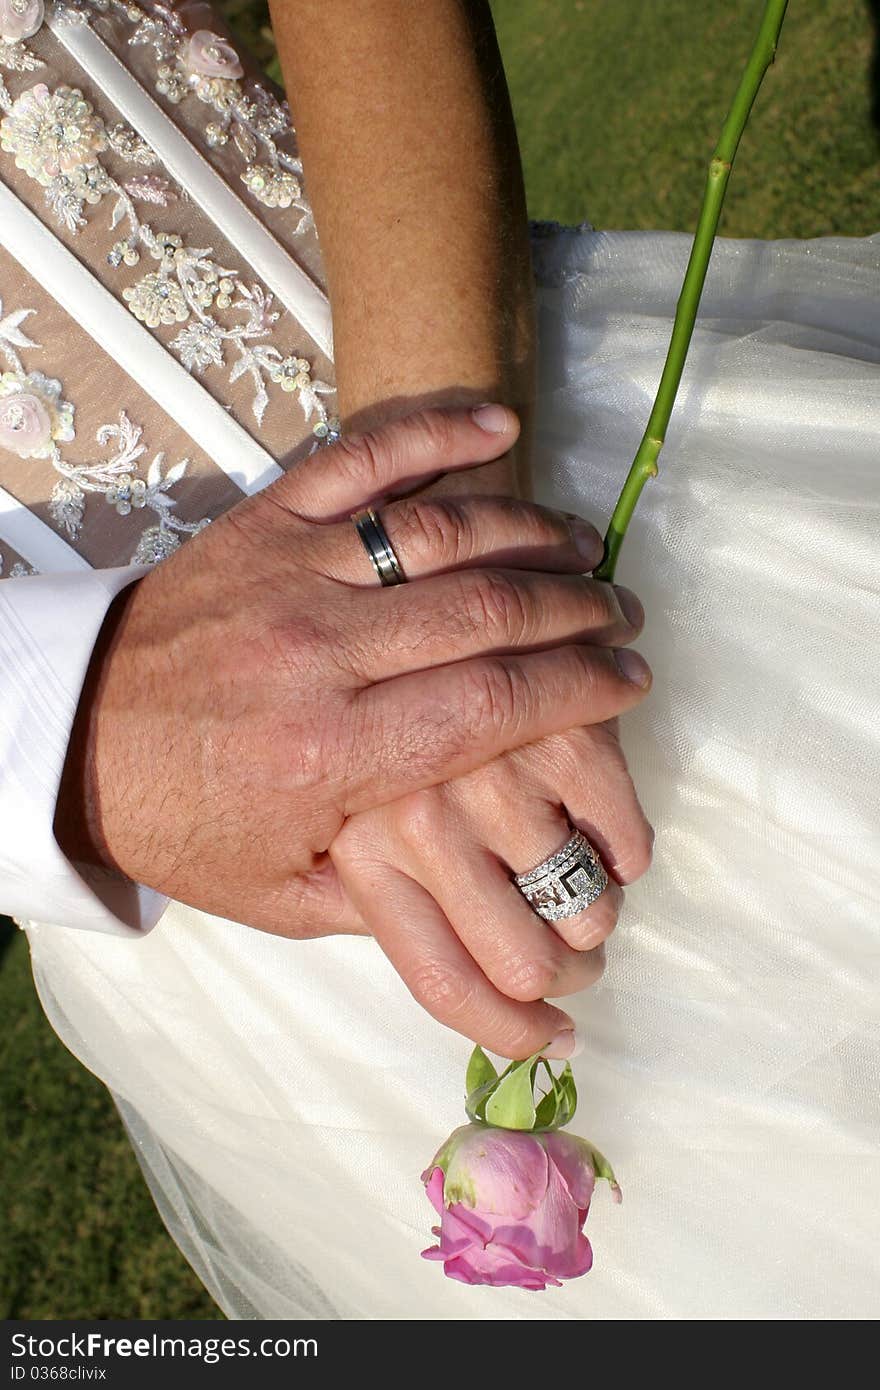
xmin=275 ymin=403 xmax=519 ymax=521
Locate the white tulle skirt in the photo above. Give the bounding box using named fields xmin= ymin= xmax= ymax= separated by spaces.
xmin=24 ymin=226 xmax=880 ymax=1320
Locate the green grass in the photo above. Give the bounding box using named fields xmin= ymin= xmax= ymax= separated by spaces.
xmin=2 ymin=0 xmax=878 ymax=1322
xmin=492 ymin=0 xmax=879 ymax=237
xmin=0 ymin=925 xmax=219 ymax=1318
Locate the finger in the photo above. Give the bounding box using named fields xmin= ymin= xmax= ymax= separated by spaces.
xmin=460 ymin=775 xmax=624 ymax=954
xmin=409 ymin=820 xmax=608 ymax=999
xmin=275 ymin=405 xmax=521 ymax=520
xmin=345 ymin=570 xmax=642 ymax=682
xmin=320 ymin=495 xmax=604 ymax=583
xmin=508 ymin=722 xmax=654 ymax=892
xmin=346 ymin=643 xmax=652 ymax=812
xmin=332 ymin=848 xmax=580 ymax=1060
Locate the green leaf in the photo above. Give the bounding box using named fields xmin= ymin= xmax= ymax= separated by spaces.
xmin=534 ymin=1060 xmax=561 ymax=1128
xmin=589 ymin=1144 xmax=617 ymax=1186
xmin=465 ymin=1046 xmax=498 ymax=1098
xmin=464 ymin=1046 xmax=502 ymax=1122
xmin=534 ymin=1089 xmax=558 ymax=1128
xmin=557 ymin=1063 xmax=578 ymax=1128
xmin=464 ymin=1081 xmax=496 ymax=1124
xmin=530 ymin=1059 xmax=580 ymax=1130
xmin=484 ymin=1055 xmax=539 ymax=1130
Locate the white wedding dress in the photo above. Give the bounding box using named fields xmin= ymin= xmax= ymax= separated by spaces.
xmin=3 ymin=3 xmax=879 ymax=1321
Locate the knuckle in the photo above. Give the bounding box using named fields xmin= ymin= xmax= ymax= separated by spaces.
xmin=567 ymin=892 xmax=621 ymax=950
xmin=408 ymin=408 xmax=455 ymax=460
xmin=392 ymin=788 xmax=442 ymax=851
xmin=328 ymin=814 xmax=373 ymax=871
xmin=455 ymin=756 xmax=516 ymax=820
xmin=461 ymin=658 xmax=525 ymax=740
xmin=498 ymin=953 xmax=558 ymax=1003
xmin=409 ymin=960 xmax=475 ymax=1022
xmin=463 ymin=570 xmax=532 ymax=644
xmin=263 ymin=611 xmax=333 ymax=690
xmin=405 ymin=498 xmax=475 ymax=566
xmin=333 ymin=430 xmax=388 ymax=494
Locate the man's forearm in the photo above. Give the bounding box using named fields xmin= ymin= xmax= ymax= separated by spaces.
xmin=269 ymin=0 xmax=535 ymax=495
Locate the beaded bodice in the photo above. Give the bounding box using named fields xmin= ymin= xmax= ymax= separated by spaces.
xmin=0 ymin=0 xmax=337 ymax=578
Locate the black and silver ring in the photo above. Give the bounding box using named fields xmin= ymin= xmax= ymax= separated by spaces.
xmin=351 ymin=507 xmax=407 ymax=586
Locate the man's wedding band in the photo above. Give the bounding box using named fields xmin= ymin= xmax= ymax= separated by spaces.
xmin=351 ymin=507 xmax=408 ymax=586
xmin=514 ymin=830 xmax=609 ymax=923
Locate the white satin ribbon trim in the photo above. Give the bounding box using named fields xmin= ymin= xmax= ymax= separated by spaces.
xmin=0 ymin=483 xmax=90 ymax=574
xmin=47 ymin=15 xmax=335 ymax=362
xmin=0 ymin=180 xmax=282 ymax=495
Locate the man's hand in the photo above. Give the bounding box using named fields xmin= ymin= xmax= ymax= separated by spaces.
xmin=56 ymin=407 xmax=650 ymax=987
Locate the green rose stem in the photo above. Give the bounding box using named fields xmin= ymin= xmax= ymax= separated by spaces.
xmin=593 ymin=0 xmax=790 ymax=583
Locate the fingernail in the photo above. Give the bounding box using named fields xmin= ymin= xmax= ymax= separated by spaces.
xmin=569 ymin=518 xmax=603 ymax=567
xmin=614 ymin=584 xmax=644 ymax=629
xmin=471 ymin=402 xmax=513 ymax=434
xmin=615 ymin=648 xmax=652 ymax=688
xmin=544 ymin=1027 xmax=584 ymax=1060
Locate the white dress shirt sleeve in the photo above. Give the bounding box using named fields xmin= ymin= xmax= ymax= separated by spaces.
xmin=0 ymin=566 xmax=169 ymax=936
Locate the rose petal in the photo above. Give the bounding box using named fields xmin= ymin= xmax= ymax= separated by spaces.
xmin=423 ymin=1166 xmax=446 ymax=1216
xmin=495 ymin=1160 xmax=593 ymax=1280
xmin=445 ymin=1126 xmax=549 ymax=1219
xmin=543 ymin=1130 xmax=597 ymax=1210
xmin=187 ymin=31 xmax=244 ymax=80
xmin=444 ymin=1243 xmax=558 ymax=1289
xmin=442 ymin=1258 xmax=482 ymax=1286
xmin=490 ymin=1236 xmax=563 ymax=1284
xmin=439 ymin=1202 xmax=491 ymax=1253
xmin=0 ymin=0 xmax=43 ymax=43
xmin=0 ymin=390 xmax=51 ymax=458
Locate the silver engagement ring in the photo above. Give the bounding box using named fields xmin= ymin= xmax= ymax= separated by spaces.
xmin=514 ymin=830 xmax=608 ymax=922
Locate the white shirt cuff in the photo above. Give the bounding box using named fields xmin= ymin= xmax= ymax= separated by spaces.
xmin=0 ymin=567 xmax=168 ymax=936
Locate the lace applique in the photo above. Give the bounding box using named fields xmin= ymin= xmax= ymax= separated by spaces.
xmin=0 ymin=290 xmax=208 ymax=563
xmin=0 ymin=0 xmax=45 ymax=71
xmin=0 ymin=80 xmax=160 ymax=229
xmin=0 ymin=75 xmax=337 ymax=430
xmin=50 ymin=1 xmax=312 ymax=229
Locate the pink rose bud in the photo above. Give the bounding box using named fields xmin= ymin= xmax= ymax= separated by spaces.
xmin=0 ymin=0 xmax=44 ymax=43
xmin=186 ymin=30 xmax=244 ymax=81
xmin=422 ymin=1123 xmax=618 ymax=1289
xmin=0 ymin=391 xmax=51 ymax=458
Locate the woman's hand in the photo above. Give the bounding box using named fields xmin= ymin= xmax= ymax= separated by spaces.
xmin=332 ymin=687 xmax=653 ymax=1063
xmin=56 ymin=406 xmax=647 ymax=966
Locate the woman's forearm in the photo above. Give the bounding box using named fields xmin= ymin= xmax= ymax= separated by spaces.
xmin=269 ymin=0 xmax=535 ymax=495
